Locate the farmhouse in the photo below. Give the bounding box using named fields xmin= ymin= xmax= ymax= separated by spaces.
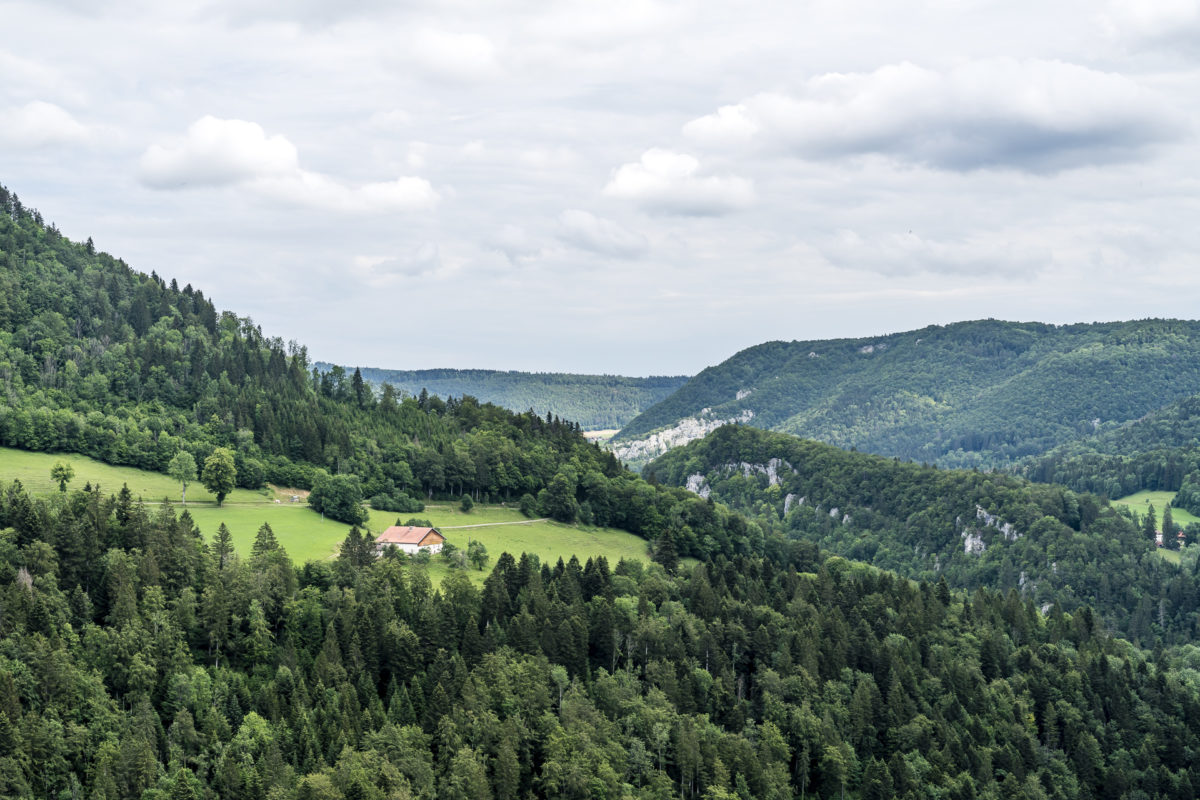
xmin=375 ymin=525 xmax=445 ymax=556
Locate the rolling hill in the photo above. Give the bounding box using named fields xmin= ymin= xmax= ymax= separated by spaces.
xmin=315 ymin=364 xmax=688 ymax=431
xmin=612 ymin=318 xmax=1200 ymax=469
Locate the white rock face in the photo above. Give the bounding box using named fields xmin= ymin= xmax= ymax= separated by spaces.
xmin=724 ymin=457 xmax=794 ymax=486
xmin=975 ymin=505 xmax=1019 ymax=540
xmin=611 ymin=409 xmax=755 ymax=463
xmin=962 ymin=530 xmax=986 ymax=554
xmin=685 ymin=473 xmax=711 ymax=499
xmin=736 ymin=388 xmax=753 ymax=400
xmin=784 ymin=493 xmax=804 ymax=514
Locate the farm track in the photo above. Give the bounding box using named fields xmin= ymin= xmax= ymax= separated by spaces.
xmin=441 ymin=518 xmax=549 ymax=529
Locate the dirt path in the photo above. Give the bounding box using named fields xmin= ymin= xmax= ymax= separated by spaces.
xmin=440 ymin=518 xmax=549 ymax=529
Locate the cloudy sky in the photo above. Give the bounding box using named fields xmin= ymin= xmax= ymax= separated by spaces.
xmin=3 ymin=0 xmax=1199 ymax=375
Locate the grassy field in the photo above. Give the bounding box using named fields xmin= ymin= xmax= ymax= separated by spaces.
xmin=1111 ymin=490 xmax=1200 ymax=527
xmin=0 ymin=446 xmax=653 ymax=579
xmin=1158 ymin=548 xmax=1183 ymax=565
xmin=0 ymin=446 xmax=267 ymax=504
xmin=1111 ymin=489 xmax=1197 ymax=564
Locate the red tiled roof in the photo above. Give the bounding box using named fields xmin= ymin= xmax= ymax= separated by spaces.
xmin=376 ymin=526 xmax=442 ymax=545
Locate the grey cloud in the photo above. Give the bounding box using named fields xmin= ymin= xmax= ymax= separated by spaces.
xmin=359 ymin=243 xmax=441 ymax=278
xmin=820 ymin=229 xmax=1051 ymax=278
xmin=684 ymin=59 xmax=1184 ymax=172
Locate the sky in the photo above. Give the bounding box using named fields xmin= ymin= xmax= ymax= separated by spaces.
xmin=2 ymin=0 xmax=1200 ymax=375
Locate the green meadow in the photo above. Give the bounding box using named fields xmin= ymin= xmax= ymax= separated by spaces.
xmin=1111 ymin=489 xmax=1198 ymax=564
xmin=0 ymin=446 xmax=652 ymax=578
xmin=1111 ymin=489 xmax=1200 ymax=527
xmin=0 ymin=446 xmax=265 ymax=504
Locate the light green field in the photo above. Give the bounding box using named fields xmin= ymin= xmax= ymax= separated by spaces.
xmin=1111 ymin=490 xmax=1200 ymax=527
xmin=1158 ymin=548 xmax=1183 ymax=565
xmin=0 ymin=447 xmax=653 ymax=579
xmin=1111 ymin=490 xmax=1197 ymax=564
xmin=0 ymin=446 xmax=266 ymax=504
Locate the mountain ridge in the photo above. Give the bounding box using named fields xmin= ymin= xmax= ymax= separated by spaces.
xmin=314 ymin=363 xmax=688 ymax=431
xmin=614 ymin=318 xmax=1200 ymax=469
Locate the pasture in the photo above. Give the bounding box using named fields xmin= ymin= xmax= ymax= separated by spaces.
xmin=0 ymin=446 xmax=653 ymax=579
xmin=1111 ymin=490 xmax=1200 ymax=527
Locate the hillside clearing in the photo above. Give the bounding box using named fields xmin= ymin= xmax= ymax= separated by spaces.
xmin=0 ymin=447 xmax=652 ymax=578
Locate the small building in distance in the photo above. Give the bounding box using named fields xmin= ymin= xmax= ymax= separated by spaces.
xmin=375 ymin=525 xmax=445 ymax=556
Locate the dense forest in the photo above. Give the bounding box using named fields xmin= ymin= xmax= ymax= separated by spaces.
xmin=646 ymin=425 xmax=1200 ymax=647
xmin=1017 ymin=394 xmax=1200 ymax=513
xmin=614 ymin=319 xmax=1200 ymax=470
xmin=4 ymin=479 xmax=1200 ymax=799
xmin=322 ymin=365 xmax=688 ymax=432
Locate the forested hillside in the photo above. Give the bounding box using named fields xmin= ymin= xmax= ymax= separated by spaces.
xmin=1018 ymin=394 xmax=1200 ymax=512
xmin=320 ymin=365 xmax=688 ymax=431
xmin=646 ymin=425 xmax=1200 ymax=646
xmin=4 ymin=479 xmax=1200 ymax=799
xmin=614 ymin=319 xmax=1200 ymax=469
xmin=0 ymin=184 xmax=752 ymax=553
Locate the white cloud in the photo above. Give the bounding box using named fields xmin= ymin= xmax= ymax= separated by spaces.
xmin=558 ymin=209 xmax=647 ymax=257
xmin=682 ymin=104 xmax=757 ymax=147
xmin=139 ymin=116 xmax=298 ymax=187
xmin=409 ymin=29 xmax=501 ymax=82
xmin=140 ymin=116 xmax=438 ymax=212
xmin=519 ymin=146 xmax=578 ymax=170
xmin=1102 ymin=0 xmax=1200 ymax=45
xmin=603 ymin=148 xmax=755 ymax=215
xmin=0 ymin=101 xmax=89 ymax=148
xmin=684 ymin=59 xmax=1183 ymax=171
xmin=491 ymin=223 xmax=546 ymax=262
xmin=367 ymin=109 xmax=413 ymax=131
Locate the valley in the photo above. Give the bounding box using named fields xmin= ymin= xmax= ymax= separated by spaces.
xmin=4 ymin=185 xmax=1200 ymax=799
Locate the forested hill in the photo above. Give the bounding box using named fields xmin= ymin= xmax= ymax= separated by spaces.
xmin=5 ymin=479 xmax=1200 ymax=799
xmin=646 ymin=425 xmax=1200 ymax=647
xmin=315 ymin=364 xmax=688 ymax=431
xmin=1018 ymin=393 xmax=1200 ymax=503
xmin=613 ymin=318 xmax=1200 ymax=469
xmin=0 ymin=183 xmax=766 ymax=562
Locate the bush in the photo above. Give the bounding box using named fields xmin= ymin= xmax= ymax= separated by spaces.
xmin=370 ymin=491 xmax=425 ymax=513
xmin=308 ymin=474 xmax=369 ymax=525
xmin=519 ymin=493 xmax=538 ymax=518
xmin=460 ymin=494 xmax=474 ymax=513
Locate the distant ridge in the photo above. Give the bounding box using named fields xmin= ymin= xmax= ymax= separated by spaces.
xmin=315 ymin=364 xmax=688 ymax=431
xmin=613 ymin=318 xmax=1200 ymax=468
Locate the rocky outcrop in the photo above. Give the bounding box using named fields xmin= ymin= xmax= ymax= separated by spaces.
xmin=685 ymin=473 xmax=711 ymax=499
xmin=723 ymin=457 xmax=794 ymax=486
xmin=611 ymin=409 xmax=755 ymax=464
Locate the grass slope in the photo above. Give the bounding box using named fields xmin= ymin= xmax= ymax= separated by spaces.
xmin=0 ymin=447 xmax=651 ymax=577
xmin=1111 ymin=489 xmax=1200 ymax=527
xmin=0 ymin=446 xmax=266 ymax=504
